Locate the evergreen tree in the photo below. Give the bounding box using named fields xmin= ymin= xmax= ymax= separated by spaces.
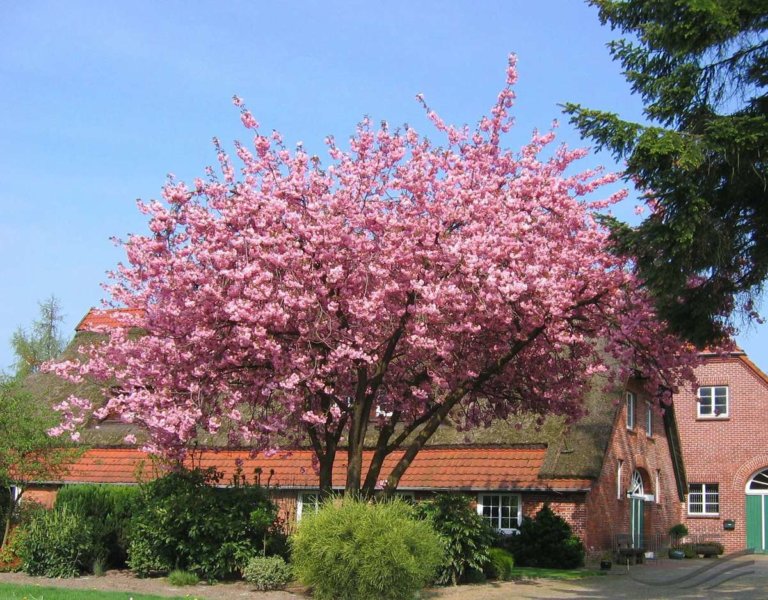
xmin=565 ymin=0 xmax=768 ymax=346
xmin=11 ymin=296 xmax=68 ymax=377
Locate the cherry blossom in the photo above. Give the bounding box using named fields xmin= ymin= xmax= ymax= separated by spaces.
xmin=49 ymin=56 xmax=697 ymax=495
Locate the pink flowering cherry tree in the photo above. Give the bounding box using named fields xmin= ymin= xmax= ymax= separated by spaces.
xmin=49 ymin=57 xmax=697 ymax=496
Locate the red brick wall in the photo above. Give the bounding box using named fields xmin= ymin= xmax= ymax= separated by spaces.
xmin=676 ymin=356 xmax=768 ymax=553
xmin=584 ymin=386 xmax=683 ymax=553
xmin=524 ymin=493 xmax=588 ymax=540
xmin=22 ymin=487 xmax=57 ymax=509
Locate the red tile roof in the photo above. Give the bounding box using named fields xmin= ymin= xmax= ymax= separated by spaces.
xmin=76 ymin=308 xmax=145 ymax=332
xmin=47 ymin=447 xmax=591 ymax=492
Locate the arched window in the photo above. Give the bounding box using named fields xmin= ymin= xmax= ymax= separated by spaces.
xmin=747 ymin=468 xmax=768 ymax=493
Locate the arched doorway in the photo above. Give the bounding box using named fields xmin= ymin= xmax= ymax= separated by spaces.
xmin=746 ymin=468 xmax=768 ymax=553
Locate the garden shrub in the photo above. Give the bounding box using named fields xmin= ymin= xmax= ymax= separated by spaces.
xmin=485 ymin=547 xmax=515 ymax=580
xmin=508 ymin=504 xmax=584 ymax=569
xmin=127 ymin=467 xmax=278 ymax=580
xmin=681 ymin=543 xmax=697 ymax=559
xmin=291 ymin=497 xmax=444 ymax=600
xmin=696 ymin=542 xmax=724 ymax=557
xmin=55 ymin=483 xmax=140 ymax=569
xmin=415 ymin=494 xmax=495 ymax=585
xmin=0 ymin=529 xmax=23 ymax=572
xmin=242 ymin=555 xmax=293 ymax=591
xmin=17 ymin=507 xmax=95 ymax=577
xmin=168 ymin=569 xmax=200 ymax=586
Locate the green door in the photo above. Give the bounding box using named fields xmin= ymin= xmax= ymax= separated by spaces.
xmin=630 ymin=497 xmax=644 ymax=548
xmin=746 ymin=494 xmax=767 ymax=553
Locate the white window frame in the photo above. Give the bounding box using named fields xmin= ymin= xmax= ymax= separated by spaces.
xmin=655 ymin=470 xmax=661 ymax=504
xmin=646 ymin=402 xmax=653 ymax=437
xmin=687 ymin=483 xmax=719 ymax=516
xmin=617 ymin=460 xmax=624 ymax=500
xmin=626 ymin=391 xmax=636 ymax=430
xmin=697 ymin=386 xmax=729 ymax=418
xmin=476 ymin=493 xmax=522 ymax=534
xmin=297 ymin=491 xmax=322 ymax=521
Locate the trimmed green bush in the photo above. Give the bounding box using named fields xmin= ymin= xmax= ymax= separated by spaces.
xmin=507 ymin=504 xmax=584 ymax=569
xmin=242 ymin=555 xmax=293 ymax=591
xmin=681 ymin=543 xmax=697 ymax=559
xmin=415 ymin=494 xmax=495 ymax=585
xmin=127 ymin=467 xmax=278 ymax=580
xmin=696 ymin=542 xmax=725 ymax=557
xmin=486 ymin=547 xmax=515 ymax=580
xmin=291 ymin=497 xmax=444 ymax=600
xmin=55 ymin=484 xmax=140 ymax=569
xmin=17 ymin=507 xmax=95 ymax=577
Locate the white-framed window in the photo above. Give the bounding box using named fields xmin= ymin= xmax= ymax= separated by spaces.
xmin=626 ymin=391 xmax=636 ymax=429
xmin=617 ymin=460 xmax=624 ymax=500
xmin=477 ymin=493 xmax=521 ymax=534
xmin=297 ymin=491 xmax=322 ymax=521
xmin=688 ymin=483 xmax=719 ymax=516
xmin=646 ymin=402 xmax=653 ymax=437
xmin=697 ymin=386 xmax=728 ymax=418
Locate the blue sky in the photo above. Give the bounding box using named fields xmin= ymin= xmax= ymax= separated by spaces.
xmin=1 ymin=0 xmax=765 ymax=372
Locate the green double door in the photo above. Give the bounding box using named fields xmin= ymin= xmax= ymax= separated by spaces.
xmin=746 ymin=494 xmax=768 ymax=553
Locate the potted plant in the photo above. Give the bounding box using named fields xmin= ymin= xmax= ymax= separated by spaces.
xmin=668 ymin=523 xmax=688 ymax=559
xmin=599 ymin=551 xmax=612 ymax=570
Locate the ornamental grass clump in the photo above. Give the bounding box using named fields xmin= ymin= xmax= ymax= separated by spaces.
xmin=291 ymin=497 xmax=443 ymax=600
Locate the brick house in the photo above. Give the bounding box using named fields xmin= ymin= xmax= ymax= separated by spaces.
xmin=19 ymin=308 xmax=689 ymax=554
xmin=675 ymin=350 xmax=768 ymax=554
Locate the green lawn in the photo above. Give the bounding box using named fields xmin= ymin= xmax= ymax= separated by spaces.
xmin=0 ymin=583 xmax=194 ymax=600
xmin=509 ymin=566 xmax=604 ymax=580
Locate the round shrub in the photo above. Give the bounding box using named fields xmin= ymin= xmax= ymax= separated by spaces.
xmin=486 ymin=547 xmax=515 ymax=580
xmin=17 ymin=507 xmax=95 ymax=578
xmin=243 ymin=555 xmax=293 ymax=591
xmin=291 ymin=497 xmax=444 ymax=600
xmin=414 ymin=494 xmax=495 ymax=585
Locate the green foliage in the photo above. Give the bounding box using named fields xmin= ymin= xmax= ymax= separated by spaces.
xmin=0 ymin=380 xmax=77 ymax=547
xmin=10 ymin=296 xmax=68 ymax=378
xmin=167 ymin=569 xmax=200 ymax=586
xmin=55 ymin=484 xmax=140 ymax=568
xmin=485 ymin=547 xmax=515 ymax=581
xmin=0 ymin=582 xmax=195 ymax=600
xmin=16 ymin=507 xmax=95 ymax=577
xmin=564 ymin=0 xmax=768 ymax=345
xmin=242 ymin=555 xmax=293 ymax=591
xmin=127 ymin=467 xmax=278 ymax=580
xmin=681 ymin=543 xmax=697 ymax=559
xmin=508 ymin=505 xmax=584 ymax=569
xmin=696 ymin=542 xmax=725 ymax=557
xmin=414 ymin=494 xmax=495 ymax=585
xmin=291 ymin=497 xmax=444 ymax=600
xmin=669 ymin=522 xmax=688 ymax=546
xmin=0 ymin=528 xmax=23 ymax=572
